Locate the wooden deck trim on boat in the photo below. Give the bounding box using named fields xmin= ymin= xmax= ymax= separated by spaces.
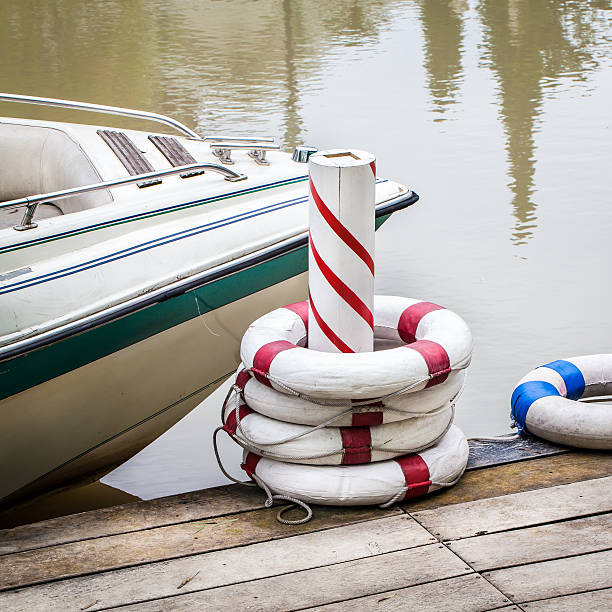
xmin=148 ymin=135 xmax=204 ymax=178
xmin=97 ymin=130 xmax=161 ymax=187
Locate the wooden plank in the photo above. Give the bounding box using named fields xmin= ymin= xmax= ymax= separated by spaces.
xmin=484 ymin=550 xmax=612 ymax=603
xmin=0 ymin=484 xmax=265 ymax=556
xmin=3 ymin=450 xmax=609 ymax=555
xmin=521 ymin=588 xmax=612 ymax=611
xmin=447 ymin=514 xmax=612 ymax=571
xmin=412 ymin=476 xmax=612 ymax=541
xmin=115 ymin=544 xmax=473 ymax=611
xmin=0 ymin=515 xmax=435 ymax=611
xmin=0 ymin=504 xmax=398 ymax=591
xmin=404 ymin=450 xmax=612 ymax=512
xmin=303 ymin=574 xmax=513 ymax=611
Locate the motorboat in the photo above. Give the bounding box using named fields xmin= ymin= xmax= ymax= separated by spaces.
xmin=0 ymin=93 xmax=419 ymax=504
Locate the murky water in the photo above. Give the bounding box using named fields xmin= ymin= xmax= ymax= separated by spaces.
xmin=1 ymin=0 xmax=611 ymax=519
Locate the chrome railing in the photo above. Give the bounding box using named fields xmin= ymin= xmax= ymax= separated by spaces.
xmin=1 ymin=163 xmax=247 ymax=231
xmin=0 ymin=93 xmax=200 ymax=138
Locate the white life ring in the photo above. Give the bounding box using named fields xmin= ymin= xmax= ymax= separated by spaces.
xmin=240 ymin=296 xmax=472 ymax=400
xmin=511 ymin=354 xmax=612 ymax=449
xmin=223 ymin=400 xmax=454 ymax=465
xmin=240 ymin=425 xmax=469 ymax=506
xmin=238 ymin=366 xmax=465 ymax=426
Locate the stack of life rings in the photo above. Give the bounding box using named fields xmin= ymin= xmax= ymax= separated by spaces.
xmin=215 ymin=295 xmax=473 ymax=521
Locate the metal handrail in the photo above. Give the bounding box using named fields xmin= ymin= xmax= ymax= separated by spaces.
xmin=0 ymin=92 xmax=200 ymax=138
xmin=2 ymin=163 xmax=247 ymax=231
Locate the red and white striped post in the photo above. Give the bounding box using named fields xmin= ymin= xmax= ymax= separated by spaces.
xmin=308 ymin=149 xmax=377 ymax=353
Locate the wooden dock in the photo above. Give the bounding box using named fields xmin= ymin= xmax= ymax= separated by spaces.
xmin=0 ymin=447 xmax=610 ymax=611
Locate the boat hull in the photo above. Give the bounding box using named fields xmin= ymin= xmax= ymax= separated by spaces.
xmin=0 ymin=269 xmax=307 ymax=504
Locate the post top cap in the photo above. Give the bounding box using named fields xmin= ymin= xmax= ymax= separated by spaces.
xmin=309 ymin=148 xmax=375 ymax=168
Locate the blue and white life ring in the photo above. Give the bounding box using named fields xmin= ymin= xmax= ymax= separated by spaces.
xmin=511 ymin=354 xmax=612 ymax=449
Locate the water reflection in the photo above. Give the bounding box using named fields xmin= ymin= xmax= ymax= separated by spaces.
xmin=417 ymin=0 xmax=467 ymax=120
xmin=0 ymin=0 xmax=398 ymax=149
xmin=478 ymin=0 xmax=611 ymax=244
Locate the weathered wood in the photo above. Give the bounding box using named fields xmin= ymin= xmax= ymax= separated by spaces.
xmin=404 ymin=450 xmax=612 ymax=512
xmin=447 ymin=514 xmax=612 ymax=571
xmin=0 ymin=504 xmax=398 ymax=591
xmin=412 ymin=476 xmax=612 ymax=540
xmin=0 ymin=483 xmax=264 ymax=556
xmin=466 ymin=437 xmax=567 ymax=470
xmin=521 ymin=588 xmax=612 ymax=611
xmin=484 ymin=550 xmax=612 ymax=603
xmin=303 ymin=573 xmax=512 ymax=611
xmin=0 ymin=515 xmax=434 ymax=611
xmin=115 ymin=544 xmax=473 ymax=611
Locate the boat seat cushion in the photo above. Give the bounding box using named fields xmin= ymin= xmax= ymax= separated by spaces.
xmin=0 ymin=122 xmax=112 ymax=217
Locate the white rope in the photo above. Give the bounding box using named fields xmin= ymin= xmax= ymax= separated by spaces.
xmin=213 ymin=426 xmax=313 ymax=524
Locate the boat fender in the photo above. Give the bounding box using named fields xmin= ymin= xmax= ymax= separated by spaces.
xmin=511 ymin=354 xmax=612 ymax=449
xmin=240 ymin=296 xmax=472 ymax=400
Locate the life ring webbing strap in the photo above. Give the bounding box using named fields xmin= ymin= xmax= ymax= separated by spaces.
xmin=284 ymin=301 xmax=309 ymax=329
xmin=511 ymin=381 xmax=559 ymax=431
xmin=351 ymin=411 xmax=384 ymax=426
xmin=340 ymin=427 xmax=372 ymax=464
xmin=398 ymin=301 xmax=444 ymax=343
xmin=539 ymin=360 xmax=586 ymax=400
xmin=252 ymin=340 xmax=297 ymax=386
xmin=394 ymin=454 xmax=431 ymax=499
xmin=408 ymin=339 xmax=451 ymax=388
xmin=223 ymin=404 xmax=254 ymax=435
xmin=241 ymin=452 xmax=262 ymax=479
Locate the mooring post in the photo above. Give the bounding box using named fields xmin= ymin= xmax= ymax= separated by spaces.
xmin=307 ymin=149 xmax=377 ymax=353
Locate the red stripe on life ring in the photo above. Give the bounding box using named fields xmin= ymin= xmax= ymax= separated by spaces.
xmin=252 ymin=340 xmax=297 ymax=387
xmin=407 ymin=339 xmax=451 ymax=388
xmin=394 ymin=454 xmax=431 ymax=500
xmin=284 ymin=301 xmax=309 ymax=329
xmin=309 ymin=291 xmax=355 ymax=353
xmin=351 ymin=411 xmax=384 ymax=426
xmin=309 ymin=177 xmax=375 ymax=275
xmin=310 ymin=234 xmax=374 ymax=329
xmin=235 ymin=369 xmax=251 ymax=390
xmin=340 ymin=427 xmax=372 ymax=464
xmin=398 ymin=301 xmax=445 ymax=343
xmin=223 ymin=404 xmax=254 ymax=435
xmin=369 ymin=161 xmax=376 ymax=176
xmin=241 ymin=452 xmax=261 ymax=480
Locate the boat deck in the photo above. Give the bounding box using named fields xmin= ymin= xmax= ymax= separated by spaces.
xmin=0 ymin=445 xmax=610 ymax=611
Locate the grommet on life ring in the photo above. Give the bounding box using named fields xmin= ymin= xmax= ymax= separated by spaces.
xmin=240 ymin=425 xmax=469 ymax=506
xmin=240 ymin=296 xmax=472 ymax=400
xmin=222 ymin=400 xmax=454 ymax=465
xmin=511 ymin=354 xmax=612 ymax=449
